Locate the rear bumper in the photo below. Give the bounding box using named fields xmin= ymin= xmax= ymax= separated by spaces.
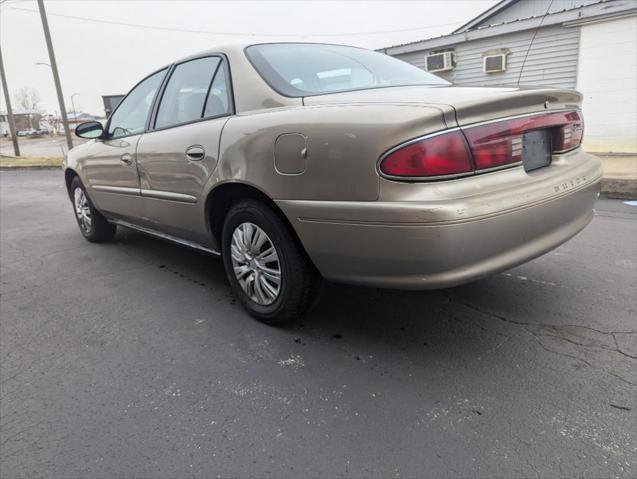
xmin=277 ymin=150 xmax=602 ymax=289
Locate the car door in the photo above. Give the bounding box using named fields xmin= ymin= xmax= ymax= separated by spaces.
xmin=136 ymin=56 xmax=233 ymax=244
xmin=81 ymin=68 xmax=167 ymax=221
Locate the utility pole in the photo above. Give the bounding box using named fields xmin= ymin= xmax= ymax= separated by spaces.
xmin=0 ymin=46 xmax=20 ymax=157
xmin=37 ymin=0 xmax=73 ymax=150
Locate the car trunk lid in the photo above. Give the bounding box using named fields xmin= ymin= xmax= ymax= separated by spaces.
xmin=302 ymin=85 xmax=583 ymax=126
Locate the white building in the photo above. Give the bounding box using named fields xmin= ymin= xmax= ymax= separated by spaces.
xmin=381 ymin=0 xmax=637 ymax=153
xmin=0 ymin=109 xmax=43 ymax=136
xmin=0 ymin=112 xmax=8 ymax=137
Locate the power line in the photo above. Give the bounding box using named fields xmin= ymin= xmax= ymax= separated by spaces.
xmin=517 ymin=0 xmax=554 ymax=85
xmin=0 ymin=0 xmax=30 ymax=5
xmin=6 ymin=6 xmax=462 ymax=37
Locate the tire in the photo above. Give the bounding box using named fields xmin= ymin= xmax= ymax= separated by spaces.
xmin=221 ymin=199 xmax=321 ymax=325
xmin=70 ymin=176 xmax=117 ymax=243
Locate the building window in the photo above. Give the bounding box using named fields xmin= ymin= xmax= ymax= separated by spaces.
xmin=425 ymin=51 xmax=455 ymax=73
xmin=483 ymin=49 xmax=510 ymax=74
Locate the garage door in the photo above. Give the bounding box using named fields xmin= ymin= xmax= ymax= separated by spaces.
xmin=576 ymin=15 xmax=637 ymax=153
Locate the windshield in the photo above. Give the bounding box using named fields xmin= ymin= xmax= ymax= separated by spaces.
xmin=245 ymin=43 xmax=450 ymax=97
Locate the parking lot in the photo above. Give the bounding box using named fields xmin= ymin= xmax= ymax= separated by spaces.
xmin=1 ymin=169 xmax=636 ymax=478
xmin=0 ymin=136 xmax=89 ymax=159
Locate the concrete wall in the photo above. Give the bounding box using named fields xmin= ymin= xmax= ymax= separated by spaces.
xmin=577 ymin=15 xmax=637 ymax=153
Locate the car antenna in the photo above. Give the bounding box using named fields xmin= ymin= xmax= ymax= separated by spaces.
xmin=517 ymin=0 xmax=555 ymax=87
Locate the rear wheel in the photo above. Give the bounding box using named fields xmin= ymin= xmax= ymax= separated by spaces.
xmin=70 ymin=176 xmax=116 ymax=243
xmin=221 ymin=199 xmax=320 ymax=325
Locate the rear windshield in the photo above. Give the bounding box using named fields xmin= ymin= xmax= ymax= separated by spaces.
xmin=245 ymin=43 xmax=449 ymax=97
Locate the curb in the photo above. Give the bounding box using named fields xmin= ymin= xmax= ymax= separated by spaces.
xmin=601 ymin=177 xmax=637 ymax=200
xmin=0 ymin=165 xmax=62 ymax=171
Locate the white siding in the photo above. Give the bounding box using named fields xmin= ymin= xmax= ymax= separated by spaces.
xmin=395 ymin=24 xmax=580 ymax=89
xmin=577 ymin=15 xmax=637 ymax=153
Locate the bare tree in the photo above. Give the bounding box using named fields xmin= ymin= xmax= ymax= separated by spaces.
xmin=13 ymin=88 xmax=42 ymax=129
xmin=30 ymin=89 xmax=41 ymax=112
xmin=13 ymin=87 xmax=41 ymax=112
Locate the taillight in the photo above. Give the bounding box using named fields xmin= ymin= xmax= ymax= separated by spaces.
xmin=554 ymin=111 xmax=584 ymax=151
xmin=463 ymin=111 xmax=584 ymax=170
xmin=379 ymin=131 xmax=473 ymax=178
xmin=379 ymin=110 xmax=584 ymax=179
xmin=462 ymin=120 xmax=524 ymax=170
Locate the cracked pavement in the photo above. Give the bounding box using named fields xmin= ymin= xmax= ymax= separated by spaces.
xmin=1 ymin=170 xmax=636 ymax=478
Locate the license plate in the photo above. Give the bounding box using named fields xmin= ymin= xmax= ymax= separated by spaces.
xmin=523 ymin=130 xmax=552 ymax=172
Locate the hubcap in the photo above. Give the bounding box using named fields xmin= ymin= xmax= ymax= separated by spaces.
xmin=230 ymin=222 xmax=281 ymax=306
xmin=73 ymin=187 xmax=92 ymax=232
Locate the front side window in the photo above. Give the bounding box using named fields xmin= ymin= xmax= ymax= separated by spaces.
xmin=246 ymin=43 xmax=450 ymax=97
xmin=107 ymin=69 xmax=166 ymax=139
xmin=155 ymin=57 xmax=228 ymax=129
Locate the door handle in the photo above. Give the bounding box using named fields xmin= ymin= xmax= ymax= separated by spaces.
xmin=185 ymin=145 xmax=205 ymax=161
xmin=120 ymin=153 xmax=133 ymax=165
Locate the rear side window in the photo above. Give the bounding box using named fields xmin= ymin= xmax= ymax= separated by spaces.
xmin=203 ymin=62 xmax=231 ymax=118
xmin=155 ymin=56 xmax=230 ymax=129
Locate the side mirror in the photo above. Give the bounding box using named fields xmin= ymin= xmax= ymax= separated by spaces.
xmin=75 ymin=121 xmax=103 ymax=139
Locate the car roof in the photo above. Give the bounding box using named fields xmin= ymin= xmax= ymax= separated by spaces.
xmin=152 ymin=42 xmax=373 ymax=114
xmin=170 ymin=42 xmax=360 ymax=66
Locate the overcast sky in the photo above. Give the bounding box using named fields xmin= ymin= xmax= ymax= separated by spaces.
xmin=1 ymin=0 xmax=496 ymax=116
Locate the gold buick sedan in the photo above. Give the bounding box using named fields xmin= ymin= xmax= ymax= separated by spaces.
xmin=65 ymin=43 xmax=602 ymax=324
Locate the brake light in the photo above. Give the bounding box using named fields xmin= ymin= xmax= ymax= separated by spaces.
xmin=463 ymin=111 xmax=584 ymax=170
xmin=554 ymin=111 xmax=584 ymax=151
xmin=462 ymin=120 xmax=523 ymax=170
xmin=379 ymin=131 xmax=473 ymax=178
xmin=379 ymin=111 xmax=583 ymax=179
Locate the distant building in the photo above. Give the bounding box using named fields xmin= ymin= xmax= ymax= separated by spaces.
xmin=102 ymin=95 xmax=125 ymax=118
xmin=0 ymin=113 xmax=7 ymax=136
xmin=0 ymin=109 xmax=43 ymax=135
xmin=67 ymin=112 xmax=98 ymax=126
xmin=380 ymin=0 xmax=637 ymax=153
xmin=1 ymin=111 xmax=106 ymax=137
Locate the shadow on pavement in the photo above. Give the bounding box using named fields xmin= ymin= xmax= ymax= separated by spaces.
xmin=112 ymin=226 xmax=512 ymax=361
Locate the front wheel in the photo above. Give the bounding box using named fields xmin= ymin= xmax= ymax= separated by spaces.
xmin=221 ymin=200 xmax=321 ymax=325
xmin=70 ymin=176 xmax=116 ymax=243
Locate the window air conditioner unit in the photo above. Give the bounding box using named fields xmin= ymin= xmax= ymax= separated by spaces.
xmin=484 ymin=53 xmax=507 ymax=73
xmin=425 ymin=52 xmax=454 ymax=73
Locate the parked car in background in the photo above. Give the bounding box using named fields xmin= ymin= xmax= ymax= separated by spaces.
xmin=15 ymin=129 xmax=48 ymax=137
xmin=65 ymin=43 xmax=602 ymax=324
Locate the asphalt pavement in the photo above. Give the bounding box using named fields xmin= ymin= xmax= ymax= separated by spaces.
xmin=1 ymin=170 xmax=636 ymax=479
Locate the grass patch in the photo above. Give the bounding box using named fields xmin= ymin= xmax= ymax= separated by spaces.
xmin=0 ymin=156 xmax=63 ymax=168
